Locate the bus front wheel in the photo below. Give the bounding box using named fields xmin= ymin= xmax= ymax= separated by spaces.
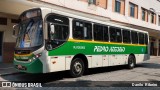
xmin=128 ymin=55 xmax=136 ymax=69
xmin=70 ymin=58 xmax=84 ymax=78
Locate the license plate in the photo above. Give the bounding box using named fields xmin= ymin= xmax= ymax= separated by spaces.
xmin=17 ymin=65 xmax=22 ymax=69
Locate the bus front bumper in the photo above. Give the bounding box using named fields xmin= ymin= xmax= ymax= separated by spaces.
xmin=13 ymin=59 xmax=43 ymax=73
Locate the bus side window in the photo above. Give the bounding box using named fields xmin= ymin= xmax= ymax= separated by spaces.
xmin=109 ymin=27 xmax=116 ymax=42
xmin=109 ymin=27 xmax=122 ymax=43
xmin=94 ymin=24 xmax=109 ymax=42
xmin=84 ymin=22 xmax=92 ymax=40
xmin=145 ymin=33 xmax=148 ymax=45
xmin=123 ymin=29 xmax=131 ymax=43
xmin=103 ymin=26 xmax=109 ymax=42
xmin=94 ymin=24 xmax=103 ymax=41
xmin=73 ymin=21 xmax=83 ymax=39
xmin=73 ymin=20 xmax=92 ymax=40
xmin=46 ymin=14 xmax=69 ymax=50
xmin=131 ymin=31 xmax=138 ymax=44
xmin=116 ymin=28 xmax=122 ymax=43
xmin=139 ymin=33 xmax=145 ymax=44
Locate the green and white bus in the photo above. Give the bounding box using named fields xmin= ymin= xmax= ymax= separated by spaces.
xmin=13 ymin=7 xmax=149 ymax=77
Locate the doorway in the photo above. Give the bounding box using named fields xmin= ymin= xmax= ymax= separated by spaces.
xmin=150 ymin=42 xmax=154 ymax=55
xmin=0 ymin=32 xmax=3 ymax=62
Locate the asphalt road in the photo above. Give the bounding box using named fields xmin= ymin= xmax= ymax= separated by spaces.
xmin=0 ymin=57 xmax=160 ymax=89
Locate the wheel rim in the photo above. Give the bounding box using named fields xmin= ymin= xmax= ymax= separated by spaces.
xmin=129 ymin=57 xmax=134 ymax=67
xmin=73 ymin=61 xmax=82 ymax=75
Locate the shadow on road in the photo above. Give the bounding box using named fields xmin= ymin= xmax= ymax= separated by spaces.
xmin=1 ymin=62 xmax=160 ymax=87
xmin=1 ymin=65 xmax=128 ymax=83
xmin=136 ymin=62 xmax=160 ymax=69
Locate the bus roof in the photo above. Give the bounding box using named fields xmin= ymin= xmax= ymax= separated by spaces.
xmin=37 ymin=7 xmax=148 ymax=34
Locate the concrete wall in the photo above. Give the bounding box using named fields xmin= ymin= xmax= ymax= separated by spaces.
xmin=0 ymin=13 xmax=18 ymax=63
xmin=0 ymin=0 xmax=42 ymax=63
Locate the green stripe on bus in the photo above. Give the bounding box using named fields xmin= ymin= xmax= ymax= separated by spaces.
xmin=48 ymin=41 xmax=148 ymax=56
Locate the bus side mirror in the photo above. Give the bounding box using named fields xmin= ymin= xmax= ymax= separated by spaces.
xmin=48 ymin=23 xmax=55 ymax=41
xmin=12 ymin=24 xmax=19 ymax=38
xmin=50 ymin=23 xmax=55 ymax=34
xmin=46 ymin=23 xmax=54 ymax=50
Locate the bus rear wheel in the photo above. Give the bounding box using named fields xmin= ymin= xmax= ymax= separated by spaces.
xmin=128 ymin=55 xmax=136 ymax=69
xmin=70 ymin=58 xmax=84 ymax=78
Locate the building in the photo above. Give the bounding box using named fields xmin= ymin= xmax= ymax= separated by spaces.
xmin=0 ymin=0 xmax=41 ymax=62
xmin=0 ymin=0 xmax=160 ymax=63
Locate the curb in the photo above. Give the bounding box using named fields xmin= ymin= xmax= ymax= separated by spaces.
xmin=0 ymin=72 xmax=20 ymax=76
xmin=150 ymin=57 xmax=160 ymax=59
xmin=0 ymin=67 xmax=20 ymax=76
xmin=150 ymin=56 xmax=160 ymax=58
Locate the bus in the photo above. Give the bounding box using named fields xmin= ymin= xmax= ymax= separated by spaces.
xmin=13 ymin=7 xmax=150 ymax=77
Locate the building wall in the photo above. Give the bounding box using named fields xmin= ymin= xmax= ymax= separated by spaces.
xmin=39 ymin=0 xmax=160 ymax=31
xmin=0 ymin=0 xmax=41 ymax=63
xmin=0 ymin=13 xmax=18 ymax=63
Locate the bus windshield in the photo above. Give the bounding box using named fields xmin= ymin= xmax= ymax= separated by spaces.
xmin=16 ymin=17 xmax=43 ymax=48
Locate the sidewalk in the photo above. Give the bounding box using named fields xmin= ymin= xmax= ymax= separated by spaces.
xmin=0 ymin=56 xmax=160 ymax=76
xmin=150 ymin=56 xmax=160 ymax=59
xmin=0 ymin=63 xmax=19 ymax=76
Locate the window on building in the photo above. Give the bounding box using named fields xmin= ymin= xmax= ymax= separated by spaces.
xmin=131 ymin=31 xmax=138 ymax=44
xmin=129 ymin=2 xmax=138 ymax=18
xmin=88 ymin=0 xmax=96 ymax=5
xmin=139 ymin=33 xmax=145 ymax=44
xmin=73 ymin=19 xmax=92 ymax=40
xmin=149 ymin=11 xmax=156 ymax=24
xmin=93 ymin=24 xmax=109 ymax=41
xmin=0 ymin=17 xmax=7 ymax=25
xmin=141 ymin=8 xmax=148 ymax=22
xmin=113 ymin=0 xmax=125 ymax=15
xmin=115 ymin=0 xmax=121 ymax=13
xmin=142 ymin=8 xmax=145 ymax=21
xmin=109 ymin=27 xmax=122 ymax=42
xmin=123 ymin=29 xmax=131 ymax=43
xmin=11 ymin=19 xmax=19 ymax=23
xmin=129 ymin=3 xmax=135 ymax=17
xmin=151 ymin=12 xmax=154 ymax=24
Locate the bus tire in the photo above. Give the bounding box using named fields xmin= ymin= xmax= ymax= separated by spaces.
xmin=70 ymin=58 xmax=85 ymax=78
xmin=128 ymin=55 xmax=135 ymax=69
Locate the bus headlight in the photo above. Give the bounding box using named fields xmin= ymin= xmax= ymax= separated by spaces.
xmin=29 ymin=59 xmax=32 ymax=62
xmin=29 ymin=53 xmax=42 ymax=62
xmin=35 ymin=53 xmax=42 ymax=58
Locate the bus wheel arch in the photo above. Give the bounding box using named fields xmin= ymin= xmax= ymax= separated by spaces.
xmin=128 ymin=54 xmax=136 ymax=69
xmin=70 ymin=54 xmax=88 ymax=77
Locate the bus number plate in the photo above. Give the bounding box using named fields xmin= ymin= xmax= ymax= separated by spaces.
xmin=18 ymin=65 xmax=22 ymax=69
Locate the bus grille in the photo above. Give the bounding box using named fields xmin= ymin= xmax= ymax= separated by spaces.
xmin=16 ymin=59 xmax=29 ymax=62
xmin=15 ymin=50 xmax=30 ymax=55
